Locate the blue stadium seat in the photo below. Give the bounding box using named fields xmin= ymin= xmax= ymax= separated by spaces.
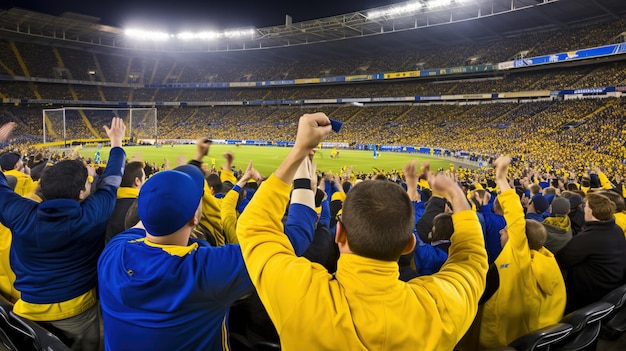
xmin=554 ymin=301 xmax=614 ymax=351
xmin=508 ymin=323 xmax=572 ymax=351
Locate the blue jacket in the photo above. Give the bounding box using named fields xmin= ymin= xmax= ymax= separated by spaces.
xmin=99 ymin=230 xmax=253 ymax=351
xmin=0 ymin=147 xmax=125 ymax=304
xmin=480 ymin=204 xmax=506 ymax=264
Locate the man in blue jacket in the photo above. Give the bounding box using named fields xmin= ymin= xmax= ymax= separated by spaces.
xmin=98 ymin=161 xmax=254 ymax=351
xmin=0 ymin=117 xmax=126 ymax=350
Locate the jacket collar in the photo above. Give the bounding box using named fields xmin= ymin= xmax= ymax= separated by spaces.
xmin=335 ymin=254 xmax=403 ymax=294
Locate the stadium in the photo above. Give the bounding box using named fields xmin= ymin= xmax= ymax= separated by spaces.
xmin=1 ymin=0 xmax=626 ymax=349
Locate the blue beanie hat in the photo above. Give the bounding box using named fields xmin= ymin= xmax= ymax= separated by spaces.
xmin=138 ymin=165 xmax=205 ymax=236
xmin=531 ymin=195 xmax=549 ymax=214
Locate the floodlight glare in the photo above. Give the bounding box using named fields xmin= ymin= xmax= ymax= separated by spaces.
xmin=223 ymin=29 xmax=255 ymax=38
xmin=177 ymin=31 xmax=219 ymax=40
xmin=124 ymin=29 xmax=170 ymax=41
xmin=367 ymin=2 xmax=423 ymax=20
xmin=428 ymin=0 xmax=453 ymax=8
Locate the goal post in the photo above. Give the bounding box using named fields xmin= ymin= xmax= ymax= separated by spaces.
xmin=42 ymin=107 xmax=158 ymax=144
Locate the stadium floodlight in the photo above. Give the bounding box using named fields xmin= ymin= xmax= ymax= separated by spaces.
xmin=177 ymin=31 xmax=219 ymax=40
xmin=367 ymin=2 xmax=423 ymax=20
xmin=175 ymin=29 xmax=255 ymax=40
xmin=223 ymin=29 xmax=255 ymax=38
xmin=427 ymin=0 xmax=453 ymax=8
xmin=367 ymin=0 xmax=473 ymax=19
xmin=125 ymin=29 xmax=170 ymax=41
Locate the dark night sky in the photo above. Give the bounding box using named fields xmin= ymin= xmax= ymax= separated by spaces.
xmin=4 ymin=0 xmax=405 ymax=30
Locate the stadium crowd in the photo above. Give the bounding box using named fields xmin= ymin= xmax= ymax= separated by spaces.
xmin=0 ymin=10 xmax=625 ymax=351
xmin=0 ymin=112 xmax=625 ymax=350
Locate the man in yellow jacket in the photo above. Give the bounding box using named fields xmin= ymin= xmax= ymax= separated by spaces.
xmin=237 ymin=113 xmax=488 ymax=351
xmin=0 ymin=152 xmax=36 ymax=197
xmin=479 ymin=156 xmax=566 ymax=349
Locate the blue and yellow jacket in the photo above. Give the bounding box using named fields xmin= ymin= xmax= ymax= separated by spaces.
xmin=2 ymin=169 xmax=36 ymax=197
xmin=237 ymin=175 xmax=488 ymax=350
xmin=98 ymin=229 xmax=253 ymax=351
xmin=0 ymin=147 xmax=125 ymax=321
xmin=480 ymin=189 xmax=566 ymax=349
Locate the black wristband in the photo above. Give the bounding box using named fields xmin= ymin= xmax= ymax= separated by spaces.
xmin=187 ymin=160 xmax=203 ymax=169
xmin=293 ymin=178 xmax=312 ymax=190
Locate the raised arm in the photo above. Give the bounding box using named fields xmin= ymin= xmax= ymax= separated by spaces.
xmin=414 ymin=171 xmax=488 ymax=339
xmin=221 ymin=160 xmax=255 ymax=244
xmin=237 ymin=113 xmax=332 ymax=325
xmin=493 ymin=156 xmax=529 ymax=255
xmin=284 ymin=157 xmax=317 ymax=255
xmin=189 ymin=138 xmax=225 ymax=245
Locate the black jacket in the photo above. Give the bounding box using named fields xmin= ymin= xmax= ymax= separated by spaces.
xmin=568 ymin=207 xmax=585 ymax=236
xmin=415 ymin=196 xmax=447 ymax=243
xmin=556 ymin=219 xmax=626 ymax=312
xmin=105 ymin=197 xmax=137 ymax=244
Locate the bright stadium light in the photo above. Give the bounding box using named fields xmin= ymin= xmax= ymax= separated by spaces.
xmin=366 ymin=0 xmax=471 ymax=19
xmin=223 ymin=29 xmax=255 ymax=38
xmin=367 ymin=2 xmax=423 ymax=19
xmin=177 ymin=29 xmax=254 ymax=40
xmin=124 ymin=29 xmax=170 ymax=41
xmin=126 ymin=27 xmax=255 ymax=41
xmin=177 ymin=31 xmax=219 ymax=40
xmin=427 ymin=0 xmax=453 ymax=8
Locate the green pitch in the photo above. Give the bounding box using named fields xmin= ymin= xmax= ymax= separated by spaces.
xmin=79 ymin=145 xmax=477 ymax=176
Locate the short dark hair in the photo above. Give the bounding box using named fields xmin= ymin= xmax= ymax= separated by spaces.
xmin=39 ymin=159 xmax=88 ymax=201
xmin=566 ymin=183 xmax=579 ymax=191
xmin=374 ymin=174 xmax=387 ymax=181
xmin=207 ymin=173 xmax=223 ymax=193
xmin=120 ymin=161 xmax=145 ymax=187
xmin=432 ymin=213 xmax=454 ymax=242
xmin=341 ymin=181 xmax=414 ymax=261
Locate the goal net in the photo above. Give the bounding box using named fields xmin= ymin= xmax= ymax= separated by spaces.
xmin=42 ymin=107 xmax=158 ymax=144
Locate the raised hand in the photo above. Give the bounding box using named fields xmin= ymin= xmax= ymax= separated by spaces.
xmin=103 ymin=118 xmax=126 ymax=148
xmin=493 ymin=156 xmax=511 ymax=191
xmin=0 ymin=122 xmax=17 ymax=144
xmin=294 ymin=113 xmax=332 ymax=153
xmin=195 ymin=137 xmax=212 ymax=160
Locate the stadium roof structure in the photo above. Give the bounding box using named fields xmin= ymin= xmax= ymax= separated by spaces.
xmin=1 ymin=0 xmax=626 ymax=58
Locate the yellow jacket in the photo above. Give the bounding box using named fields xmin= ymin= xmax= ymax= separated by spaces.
xmin=3 ymin=169 xmax=36 ymax=197
xmin=0 ymin=225 xmax=18 ymax=302
xmin=199 ymin=181 xmax=225 ymax=246
xmin=480 ymin=189 xmax=566 ymax=349
xmin=237 ymin=175 xmax=488 ymax=350
xmin=221 ymin=186 xmax=241 ymax=244
xmin=614 ymin=212 xmax=626 ymax=237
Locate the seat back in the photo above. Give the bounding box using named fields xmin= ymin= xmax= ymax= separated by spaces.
xmin=601 ymin=284 xmax=626 ymax=310
xmin=8 ymin=312 xmax=71 ymax=351
xmin=600 ymin=284 xmax=626 ymax=340
xmin=556 ymin=301 xmax=614 ymax=351
xmin=509 ymin=323 xmax=573 ymax=351
xmin=0 ymin=306 xmax=38 ymax=351
xmin=0 ymin=306 xmax=19 ymax=351
xmin=253 ymin=341 xmax=281 ymax=351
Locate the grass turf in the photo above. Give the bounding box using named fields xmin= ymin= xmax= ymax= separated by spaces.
xmin=78 ymin=144 xmax=476 ymax=176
